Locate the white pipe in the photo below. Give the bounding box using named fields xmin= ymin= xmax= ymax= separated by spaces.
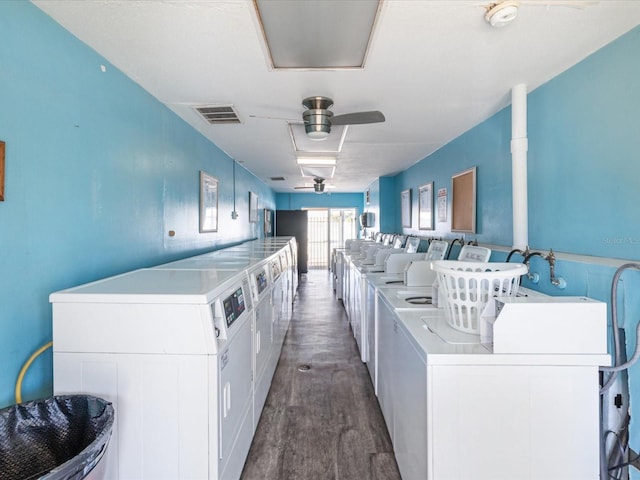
xmin=511 ymin=84 xmax=528 ymax=250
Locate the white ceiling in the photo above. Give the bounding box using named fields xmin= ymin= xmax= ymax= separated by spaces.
xmin=32 ymin=0 xmax=640 ymax=193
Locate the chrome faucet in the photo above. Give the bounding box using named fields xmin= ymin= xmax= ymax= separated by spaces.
xmin=546 ymin=250 xmax=566 ymax=288
xmin=522 ymin=249 xmax=544 ymax=283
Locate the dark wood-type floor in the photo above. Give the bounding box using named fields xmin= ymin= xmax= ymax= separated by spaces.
xmin=241 ymin=270 xmax=402 ymax=480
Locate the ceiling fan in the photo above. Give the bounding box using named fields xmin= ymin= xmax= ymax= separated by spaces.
xmin=301 ymin=96 xmax=385 ymax=140
xmin=294 ymin=177 xmax=333 ymax=193
xmin=250 ymin=96 xmax=385 ymax=140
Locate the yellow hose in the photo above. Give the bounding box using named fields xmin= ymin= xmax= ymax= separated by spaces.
xmin=15 ymin=341 xmax=53 ymax=404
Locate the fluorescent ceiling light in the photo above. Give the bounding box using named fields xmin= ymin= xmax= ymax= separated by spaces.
xmin=296 ymin=157 xmax=337 ymax=166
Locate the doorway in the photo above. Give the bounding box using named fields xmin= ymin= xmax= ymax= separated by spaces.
xmin=305 ymin=208 xmax=357 ymax=269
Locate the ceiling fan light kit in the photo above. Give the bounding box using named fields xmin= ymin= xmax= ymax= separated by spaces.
xmin=303 ymin=113 xmax=332 ymax=140
xmin=302 ymin=96 xmax=334 ymax=140
xmin=485 ymin=1 xmax=520 ymax=27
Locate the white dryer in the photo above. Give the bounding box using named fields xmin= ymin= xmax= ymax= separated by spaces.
xmin=51 ymin=268 xmax=254 ymax=480
xmin=246 ymin=259 xmax=276 ymax=429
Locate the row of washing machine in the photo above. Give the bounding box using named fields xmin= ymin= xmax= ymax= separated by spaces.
xmin=50 ymin=237 xmax=298 ymax=480
xmin=336 ymin=237 xmax=611 ymax=480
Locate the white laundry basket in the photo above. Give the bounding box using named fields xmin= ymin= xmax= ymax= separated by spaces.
xmin=431 ymin=261 xmax=528 ymax=334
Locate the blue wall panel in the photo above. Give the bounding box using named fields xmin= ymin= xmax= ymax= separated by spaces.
xmin=378 ymin=176 xmax=396 ymax=232
xmin=527 ymin=27 xmax=640 ymax=259
xmin=395 ymin=110 xmax=512 ymax=244
xmin=0 ymin=1 xmax=274 ymax=407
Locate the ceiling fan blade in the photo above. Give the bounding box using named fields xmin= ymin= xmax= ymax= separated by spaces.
xmin=294 ymin=186 xmax=313 ymax=189
xmin=330 ymin=111 xmax=385 ymax=126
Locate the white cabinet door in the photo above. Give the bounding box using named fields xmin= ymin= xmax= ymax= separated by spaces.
xmin=393 ymin=320 xmax=428 ymax=480
xmin=254 ymin=299 xmax=273 ymax=382
xmin=376 ymin=296 xmax=396 ymax=436
xmin=429 ymin=365 xmax=600 ymax=480
xmin=353 ymin=272 xmax=363 ymax=354
xmin=219 ymin=318 xmax=253 ymax=466
xmin=365 ymin=281 xmax=377 ymax=389
xmin=254 ymin=298 xmax=274 ymax=424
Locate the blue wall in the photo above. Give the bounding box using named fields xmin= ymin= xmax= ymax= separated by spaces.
xmin=395 ymin=27 xmax=640 ymax=259
xmin=394 ymin=111 xmax=512 ymax=244
xmin=363 ymin=176 xmax=395 ymax=235
xmin=0 ymin=1 xmax=275 ymax=408
xmin=527 ymin=28 xmax=640 ymax=259
xmin=389 ymin=25 xmax=640 ymax=467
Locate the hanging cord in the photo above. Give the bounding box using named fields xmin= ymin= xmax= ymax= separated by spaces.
xmin=600 ymin=263 xmax=640 ymax=392
xmin=599 ymin=263 xmax=640 ymax=480
xmin=15 ymin=341 xmax=53 ymax=404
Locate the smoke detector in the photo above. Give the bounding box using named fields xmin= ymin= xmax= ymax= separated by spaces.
xmin=485 ymin=1 xmax=519 ymax=28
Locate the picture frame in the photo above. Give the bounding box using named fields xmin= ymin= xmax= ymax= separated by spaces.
xmin=249 ymin=191 xmax=258 ymax=223
xmin=401 ymin=189 xmax=411 ymax=228
xmin=199 ymin=171 xmax=218 ymax=233
xmin=418 ymin=182 xmax=434 ymax=230
xmin=0 ymin=141 xmax=5 ymax=202
xmin=451 ymin=166 xmax=477 ymax=233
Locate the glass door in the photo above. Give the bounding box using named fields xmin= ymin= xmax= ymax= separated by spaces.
xmin=305 ymin=208 xmax=356 ymax=269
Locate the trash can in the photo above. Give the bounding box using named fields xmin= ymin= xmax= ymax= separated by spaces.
xmin=0 ymin=395 xmax=114 ymax=480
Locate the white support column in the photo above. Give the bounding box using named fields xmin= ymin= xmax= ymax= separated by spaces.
xmin=511 ymin=84 xmax=528 ymax=250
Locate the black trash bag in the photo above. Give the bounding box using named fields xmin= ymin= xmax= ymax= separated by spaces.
xmin=0 ymin=395 xmax=114 ymax=480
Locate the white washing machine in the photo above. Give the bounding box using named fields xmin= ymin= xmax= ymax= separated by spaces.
xmin=376 ymin=290 xmax=609 ymax=480
xmin=51 ymin=268 xmax=254 ymax=480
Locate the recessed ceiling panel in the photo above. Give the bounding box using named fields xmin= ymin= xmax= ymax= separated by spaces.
xmin=254 ymin=0 xmax=380 ymax=69
xmin=300 ymin=165 xmax=336 ymax=179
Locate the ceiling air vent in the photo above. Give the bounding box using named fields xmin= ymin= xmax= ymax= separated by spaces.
xmin=270 ymin=176 xmax=286 ymax=181
xmin=195 ymin=105 xmax=240 ymax=125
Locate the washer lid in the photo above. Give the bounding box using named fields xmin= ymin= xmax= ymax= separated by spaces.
xmin=50 ymin=268 xmax=242 ymax=304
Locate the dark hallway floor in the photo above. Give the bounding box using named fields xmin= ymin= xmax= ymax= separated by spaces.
xmin=240 ymin=270 xmax=402 ymax=480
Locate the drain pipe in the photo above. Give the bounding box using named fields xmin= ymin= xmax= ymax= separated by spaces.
xmin=511 ymin=84 xmax=528 ymax=251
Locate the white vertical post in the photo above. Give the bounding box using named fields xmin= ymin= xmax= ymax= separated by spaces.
xmin=511 ymin=84 xmax=528 ymax=250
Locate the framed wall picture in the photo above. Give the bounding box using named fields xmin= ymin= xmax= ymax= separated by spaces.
xmin=401 ymin=189 xmax=411 ymax=228
xmin=418 ymin=182 xmax=434 ymax=230
xmin=249 ymin=191 xmax=258 ymax=223
xmin=451 ymin=166 xmax=477 ymax=233
xmin=199 ymin=171 xmax=218 ymax=232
